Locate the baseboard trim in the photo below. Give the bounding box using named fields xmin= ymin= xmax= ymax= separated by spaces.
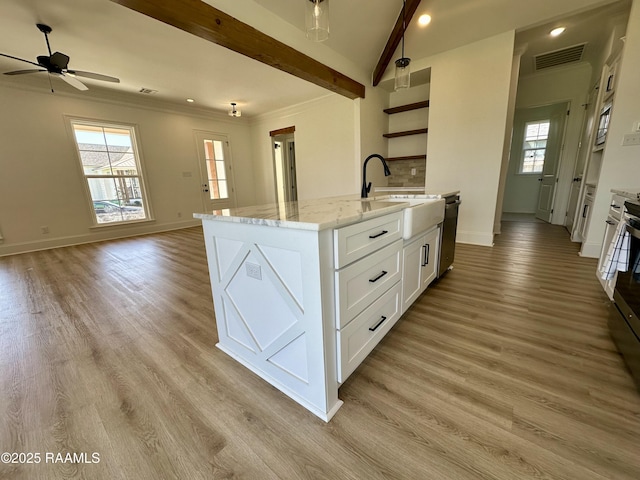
xmin=579 ymin=241 xmax=602 ymax=259
xmin=0 ymin=220 xmax=200 ymax=257
xmin=456 ymin=230 xmax=494 ymax=247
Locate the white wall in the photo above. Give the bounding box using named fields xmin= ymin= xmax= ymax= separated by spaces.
xmin=493 ymin=49 xmax=523 ymax=232
xmin=584 ymin=0 xmax=640 ymax=256
xmin=512 ymin=63 xmax=592 ymax=223
xmin=424 ymin=31 xmax=516 ymax=246
xmin=0 ymin=84 xmax=255 ymax=256
xmin=250 ymin=93 xmax=359 ymax=204
xmin=357 ymin=86 xmax=391 ymax=193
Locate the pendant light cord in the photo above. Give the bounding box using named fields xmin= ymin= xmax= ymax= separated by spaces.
xmin=401 ymin=0 xmax=406 ymax=58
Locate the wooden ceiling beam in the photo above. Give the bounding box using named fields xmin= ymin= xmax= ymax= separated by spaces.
xmin=109 ymin=0 xmax=365 ymax=99
xmin=372 ymin=0 xmax=421 ymax=87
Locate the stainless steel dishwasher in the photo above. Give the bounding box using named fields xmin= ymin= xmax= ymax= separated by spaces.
xmin=438 ymin=194 xmax=461 ymax=277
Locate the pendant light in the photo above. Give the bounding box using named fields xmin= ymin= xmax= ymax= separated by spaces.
xmin=306 ymin=0 xmax=329 ymax=42
xmin=228 ymin=102 xmax=241 ymax=117
xmin=394 ymin=0 xmax=411 ymax=90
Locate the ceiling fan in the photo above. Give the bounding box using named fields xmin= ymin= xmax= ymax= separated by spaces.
xmin=0 ymin=23 xmax=120 ymax=91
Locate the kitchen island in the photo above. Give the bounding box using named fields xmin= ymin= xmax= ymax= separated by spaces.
xmin=194 ymin=194 xmax=453 ymax=420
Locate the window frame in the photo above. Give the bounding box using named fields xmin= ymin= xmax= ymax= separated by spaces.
xmin=67 ymin=116 xmax=153 ymax=227
xmin=519 ymin=120 xmax=550 ymax=175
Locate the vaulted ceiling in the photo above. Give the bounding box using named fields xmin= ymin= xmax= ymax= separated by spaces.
xmin=0 ymin=0 xmax=631 ymax=116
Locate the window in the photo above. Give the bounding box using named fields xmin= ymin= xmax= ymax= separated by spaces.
xmin=70 ymin=120 xmax=150 ymax=225
xmin=520 ymin=120 xmax=550 ymax=174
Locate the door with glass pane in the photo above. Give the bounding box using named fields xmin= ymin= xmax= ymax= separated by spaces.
xmin=195 ymin=132 xmax=235 ymax=211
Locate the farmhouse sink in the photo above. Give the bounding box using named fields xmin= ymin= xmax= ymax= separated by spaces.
xmin=377 ymin=196 xmax=445 ymax=239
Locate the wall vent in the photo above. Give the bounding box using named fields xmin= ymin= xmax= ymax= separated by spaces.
xmin=534 ymin=43 xmax=586 ymax=71
xmin=138 ymin=88 xmax=158 ymax=94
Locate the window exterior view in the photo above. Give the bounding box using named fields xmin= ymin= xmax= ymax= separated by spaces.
xmin=70 ymin=121 xmax=150 ymax=224
xmin=204 ymin=138 xmax=228 ymax=201
xmin=521 ymin=120 xmax=550 ymax=174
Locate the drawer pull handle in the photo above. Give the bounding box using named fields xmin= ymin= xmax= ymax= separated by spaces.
xmin=606 ymin=220 xmax=617 ymax=225
xmin=611 ymin=204 xmax=621 ymax=209
xmin=369 ymin=230 xmax=388 ymax=239
xmin=369 ymin=316 xmax=387 ymax=332
xmin=369 ymin=270 xmax=388 ymax=283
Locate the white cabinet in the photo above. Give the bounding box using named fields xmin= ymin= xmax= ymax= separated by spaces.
xmin=578 ymin=187 xmax=595 ymax=241
xmin=333 ymin=212 xmax=402 ymax=268
xmin=597 ymin=193 xmax=626 ymax=299
xmin=333 ymin=212 xmax=403 ymax=383
xmin=198 ymin=203 xmax=445 ymax=420
xmin=401 ymin=226 xmax=440 ymax=313
xmin=335 ymin=239 xmax=402 ymax=328
xmin=337 ymin=282 xmax=402 ymax=382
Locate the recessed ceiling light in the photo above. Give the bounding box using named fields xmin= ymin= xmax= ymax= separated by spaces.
xmin=186 ymin=98 xmax=195 ymax=103
xmin=550 ymin=27 xmax=565 ymax=37
xmin=418 ymin=14 xmax=431 ymax=26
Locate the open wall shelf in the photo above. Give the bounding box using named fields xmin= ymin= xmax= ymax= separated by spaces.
xmin=383 ymin=128 xmax=428 ymax=138
xmin=386 ymin=155 xmax=427 ymax=162
xmin=383 ymin=100 xmax=430 ymax=115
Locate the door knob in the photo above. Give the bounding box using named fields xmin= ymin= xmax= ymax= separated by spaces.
xmin=202 ymin=184 xmax=209 ymax=193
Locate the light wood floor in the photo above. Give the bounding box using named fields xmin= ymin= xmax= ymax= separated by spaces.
xmin=1 ymin=222 xmax=639 ymax=479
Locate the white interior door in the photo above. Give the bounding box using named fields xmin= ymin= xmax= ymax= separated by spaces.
xmin=535 ymin=104 xmax=568 ymax=222
xmin=567 ymin=87 xmax=598 ymax=235
xmin=195 ymin=132 xmax=236 ymax=211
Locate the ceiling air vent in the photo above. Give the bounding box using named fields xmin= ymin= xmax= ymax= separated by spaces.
xmin=138 ymin=88 xmax=158 ymax=94
xmin=534 ymin=43 xmax=586 ymax=71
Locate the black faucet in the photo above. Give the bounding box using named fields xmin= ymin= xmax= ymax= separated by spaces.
xmin=361 ymin=154 xmax=392 ymax=198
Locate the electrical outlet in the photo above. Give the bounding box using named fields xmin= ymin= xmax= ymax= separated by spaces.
xmin=411 ymin=168 xmax=417 ymax=176
xmin=40 ymin=226 xmax=49 ymax=234
xmin=245 ymin=262 xmax=262 ymax=280
xmin=622 ymin=133 xmax=640 ymax=146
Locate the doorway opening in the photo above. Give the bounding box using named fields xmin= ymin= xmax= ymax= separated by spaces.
xmin=502 ymin=101 xmax=569 ymax=223
xmin=270 ymin=126 xmax=298 ymax=203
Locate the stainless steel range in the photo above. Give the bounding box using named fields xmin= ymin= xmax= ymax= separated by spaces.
xmin=609 ymin=200 xmax=640 ymax=389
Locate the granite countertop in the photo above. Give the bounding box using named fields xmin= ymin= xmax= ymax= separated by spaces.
xmin=611 ymin=188 xmax=640 ymax=200
xmin=194 ymin=192 xmax=460 ymax=231
xmin=193 ymin=195 xmax=406 ymax=231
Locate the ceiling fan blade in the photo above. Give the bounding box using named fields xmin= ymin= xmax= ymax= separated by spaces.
xmin=52 ymin=72 xmax=88 ymax=91
xmin=0 ymin=53 xmax=41 ymax=68
xmin=49 ymin=52 xmax=69 ymax=69
xmin=4 ymin=69 xmax=46 ymax=76
xmin=66 ymin=70 xmax=120 ymax=83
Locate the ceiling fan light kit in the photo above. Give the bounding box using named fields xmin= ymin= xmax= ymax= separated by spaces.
xmin=394 ymin=0 xmax=411 ymax=91
xmin=305 ymin=0 xmax=329 ymax=42
xmin=0 ymin=23 xmax=120 ymax=92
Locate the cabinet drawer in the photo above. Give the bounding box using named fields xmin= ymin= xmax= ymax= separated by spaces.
xmin=334 ymin=212 xmax=402 ymax=268
xmin=337 ymin=282 xmax=402 ymax=383
xmin=335 ymin=239 xmax=402 ymax=328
